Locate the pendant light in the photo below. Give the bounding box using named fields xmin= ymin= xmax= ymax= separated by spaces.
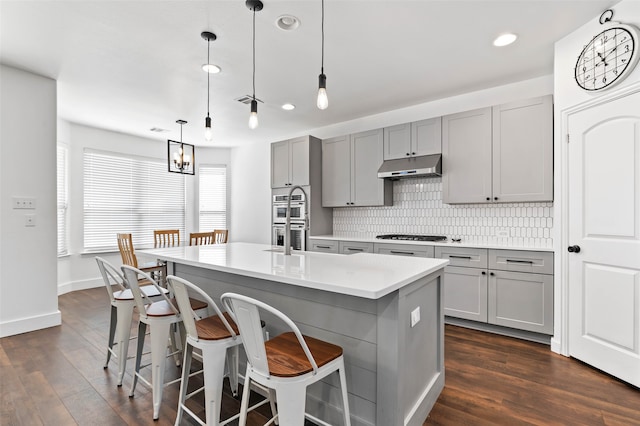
xmin=201 ymin=31 xmax=217 ymax=141
xmin=246 ymin=0 xmax=263 ymax=129
xmin=317 ymin=0 xmax=328 ymax=110
xmin=167 ymin=120 xmax=195 ymax=175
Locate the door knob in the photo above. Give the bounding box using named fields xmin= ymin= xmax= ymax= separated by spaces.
xmin=568 ymin=245 xmax=581 ymax=253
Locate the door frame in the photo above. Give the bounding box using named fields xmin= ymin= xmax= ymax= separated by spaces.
xmin=555 ymin=80 xmax=640 ymax=356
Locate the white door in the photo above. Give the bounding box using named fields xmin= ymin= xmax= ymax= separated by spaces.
xmin=568 ymin=90 xmax=640 ymax=388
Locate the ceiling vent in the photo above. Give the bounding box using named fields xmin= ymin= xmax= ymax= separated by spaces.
xmin=235 ymin=95 xmax=263 ymax=105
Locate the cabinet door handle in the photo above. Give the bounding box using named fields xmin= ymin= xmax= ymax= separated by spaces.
xmin=494 ymin=197 xmax=498 ymax=201
xmin=390 ymin=251 xmax=415 ymax=255
xmin=506 ymin=259 xmax=534 ymax=264
xmin=490 ymin=272 xmax=495 ymax=276
xmin=481 ymin=271 xmax=486 ymax=275
xmin=411 ymin=152 xmax=415 ymax=155
xmin=449 ymin=255 xmax=472 ymax=260
xmin=316 ymin=245 xmax=331 ymax=249
xmin=486 ymin=197 xmax=490 ymax=201
xmin=347 ymin=248 xmax=364 ymax=251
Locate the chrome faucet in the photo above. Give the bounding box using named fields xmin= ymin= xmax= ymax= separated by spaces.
xmin=284 ymin=185 xmax=309 ymax=255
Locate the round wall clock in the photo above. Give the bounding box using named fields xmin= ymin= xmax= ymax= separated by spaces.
xmin=575 ymin=11 xmax=640 ymax=91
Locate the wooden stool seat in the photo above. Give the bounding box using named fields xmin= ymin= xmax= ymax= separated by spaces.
xmin=195 ymin=312 xmax=240 ymax=340
xmin=266 ymin=332 xmax=343 ymax=377
xmin=144 ymin=297 xmax=207 ymax=317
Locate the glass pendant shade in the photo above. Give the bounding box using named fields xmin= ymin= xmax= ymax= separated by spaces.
xmin=248 ymin=99 xmax=259 ymax=130
xmin=317 ymin=73 xmax=328 ymax=110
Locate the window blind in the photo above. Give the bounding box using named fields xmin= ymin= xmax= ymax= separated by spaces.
xmin=83 ymin=149 xmax=186 ymax=251
xmin=57 ymin=146 xmax=68 ymax=256
xmin=199 ymin=165 xmax=227 ymax=231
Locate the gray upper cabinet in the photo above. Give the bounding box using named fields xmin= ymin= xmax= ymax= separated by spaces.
xmin=383 ymin=118 xmax=441 ymax=160
xmin=270 ymin=136 xmax=310 ymax=188
xmin=442 ymin=107 xmax=493 ymax=204
xmin=492 ymin=96 xmax=553 ymax=203
xmin=442 ymin=95 xmax=553 ymax=204
xmin=322 ymin=129 xmax=392 ymax=207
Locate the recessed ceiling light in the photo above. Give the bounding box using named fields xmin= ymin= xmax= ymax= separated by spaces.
xmin=150 ymin=127 xmax=170 ymax=133
xmin=493 ymin=33 xmax=517 ymax=47
xmin=202 ymin=64 xmax=221 ymax=74
xmin=282 ymin=103 xmax=295 ymax=110
xmin=276 ymin=15 xmax=300 ymax=31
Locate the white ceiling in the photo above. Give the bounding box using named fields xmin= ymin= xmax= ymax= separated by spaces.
xmin=0 ymin=0 xmax=617 ymax=147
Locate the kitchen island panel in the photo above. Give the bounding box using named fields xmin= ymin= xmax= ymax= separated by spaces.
xmin=172 ymin=262 xmax=444 ymax=426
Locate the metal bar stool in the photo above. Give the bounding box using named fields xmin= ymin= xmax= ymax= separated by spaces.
xmin=122 ymin=265 xmax=208 ymax=420
xmin=221 ymin=293 xmax=351 ymax=426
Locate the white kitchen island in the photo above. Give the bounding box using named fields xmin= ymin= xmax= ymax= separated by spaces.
xmin=140 ymin=242 xmax=448 ymax=426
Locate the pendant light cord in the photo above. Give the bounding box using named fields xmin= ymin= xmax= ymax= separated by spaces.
xmin=252 ymin=7 xmax=256 ymax=100
xmin=321 ymin=0 xmax=324 ymax=74
xmin=207 ymin=39 xmax=211 ymax=116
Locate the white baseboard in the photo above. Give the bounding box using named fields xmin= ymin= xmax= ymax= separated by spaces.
xmin=58 ymin=277 xmax=103 ymax=295
xmin=550 ymin=337 xmax=565 ymax=356
xmin=0 ymin=310 xmax=62 ymax=338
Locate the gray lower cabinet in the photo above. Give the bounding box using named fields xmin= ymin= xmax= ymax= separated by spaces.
xmin=443 ymin=266 xmax=488 ymax=321
xmin=436 ymin=246 xmax=554 ymax=335
xmin=374 ymin=243 xmax=434 ymax=258
xmin=309 ymin=239 xmax=339 ymax=253
xmin=339 ymin=241 xmax=374 ymax=254
xmin=488 ymin=270 xmax=553 ymax=334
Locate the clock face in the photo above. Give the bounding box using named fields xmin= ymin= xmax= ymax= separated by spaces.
xmin=575 ymin=25 xmax=639 ymax=91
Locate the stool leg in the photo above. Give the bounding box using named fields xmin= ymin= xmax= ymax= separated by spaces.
xmin=227 ymin=345 xmax=239 ymax=397
xmin=129 ymin=321 xmax=147 ymax=397
xmin=115 ymin=302 xmax=134 ymax=387
xmin=238 ymin=367 xmax=252 ymax=426
xmin=150 ymin=320 xmax=171 ymax=420
xmin=268 ymin=389 xmax=278 ymax=425
xmin=105 ymin=304 xmax=117 ymax=368
xmin=275 ymin=384 xmax=306 ymax=425
xmin=338 ymin=361 xmax=351 ymax=426
xmin=174 ymin=342 xmax=193 ymax=426
xmin=202 ymin=345 xmax=227 ymax=426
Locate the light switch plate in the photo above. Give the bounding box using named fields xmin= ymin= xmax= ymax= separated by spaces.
xmin=410 ymin=307 xmax=421 ymax=327
xmin=25 ymin=214 xmax=36 ymax=227
xmin=13 ymin=197 xmax=36 ymax=209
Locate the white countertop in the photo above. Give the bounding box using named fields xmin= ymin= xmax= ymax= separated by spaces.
xmin=140 ymin=242 xmax=448 ymax=299
xmin=310 ymin=235 xmax=554 ymax=252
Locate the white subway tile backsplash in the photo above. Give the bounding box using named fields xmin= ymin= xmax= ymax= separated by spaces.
xmin=332 ymin=177 xmax=553 ymax=248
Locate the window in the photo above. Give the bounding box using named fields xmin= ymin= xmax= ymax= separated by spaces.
xmin=57 ymin=145 xmax=68 ymax=256
xmin=83 ymin=149 xmax=186 ymax=251
xmin=199 ymin=165 xmax=227 ymax=231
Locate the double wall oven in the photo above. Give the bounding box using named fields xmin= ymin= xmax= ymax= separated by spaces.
xmin=272 ymin=194 xmax=306 ymax=250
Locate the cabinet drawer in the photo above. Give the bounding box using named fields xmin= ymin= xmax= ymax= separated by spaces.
xmin=489 ymin=249 xmax=553 ymax=274
xmin=310 ymin=239 xmax=339 ymax=253
xmin=374 ymin=243 xmax=434 ymax=258
xmin=435 ymin=246 xmax=488 ymax=268
xmin=339 ymin=241 xmax=374 ymax=254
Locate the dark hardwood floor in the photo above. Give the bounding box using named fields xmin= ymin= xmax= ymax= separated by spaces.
xmin=1 ymin=287 xmax=639 ymax=425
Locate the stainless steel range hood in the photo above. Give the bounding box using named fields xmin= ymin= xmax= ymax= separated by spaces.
xmin=377 ymin=154 xmax=442 ymax=179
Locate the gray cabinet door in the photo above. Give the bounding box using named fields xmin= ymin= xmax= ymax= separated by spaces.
xmin=271 ymin=140 xmax=290 ymax=188
xmin=411 ymin=117 xmax=442 ymax=156
xmin=383 ymin=123 xmax=411 ymax=160
xmin=322 ymin=135 xmax=351 ymax=207
xmin=488 ymin=270 xmax=553 ymax=334
xmin=289 ymin=136 xmax=310 ymax=187
xmin=443 ymin=266 xmax=488 ymax=322
xmin=442 ymin=107 xmax=492 ymax=204
xmin=492 ymin=95 xmax=553 ymax=202
xmin=351 ymin=129 xmax=387 ymax=206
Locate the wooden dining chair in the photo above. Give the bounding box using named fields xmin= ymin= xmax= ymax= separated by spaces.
xmin=153 ymin=229 xmax=180 ymax=248
xmin=117 ymin=233 xmax=166 ymax=284
xmin=213 ymin=229 xmax=228 ymax=244
xmin=189 ymin=231 xmax=215 ymax=246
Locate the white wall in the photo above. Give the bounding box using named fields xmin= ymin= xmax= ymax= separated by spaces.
xmin=1 ymin=65 xmax=60 ymax=337
xmin=551 ymin=0 xmax=640 ymax=354
xmin=229 ymin=140 xmax=272 ymax=244
xmin=57 ymin=122 xmax=231 ymax=294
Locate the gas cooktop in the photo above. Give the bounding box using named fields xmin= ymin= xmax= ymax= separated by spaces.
xmin=376 ymin=234 xmax=448 ymax=242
